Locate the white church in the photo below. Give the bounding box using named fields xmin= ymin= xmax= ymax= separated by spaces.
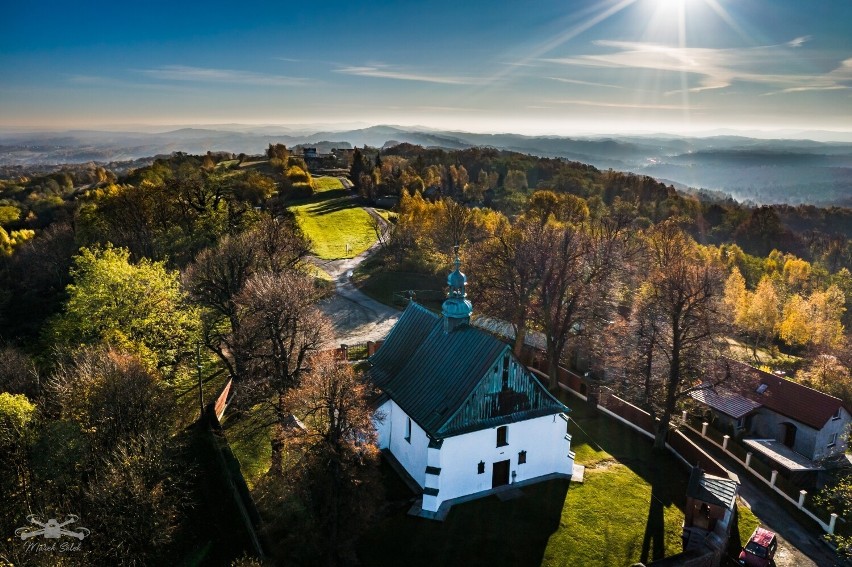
xmin=369 ymin=254 xmax=575 ymax=517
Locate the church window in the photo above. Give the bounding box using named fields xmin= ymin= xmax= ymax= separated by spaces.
xmin=497 ymin=425 xmax=508 ymax=447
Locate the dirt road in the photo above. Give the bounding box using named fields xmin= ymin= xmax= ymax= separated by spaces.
xmin=314 ymin=243 xmax=400 ymax=347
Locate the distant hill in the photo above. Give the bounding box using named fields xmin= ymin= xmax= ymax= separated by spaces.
xmin=1 ymin=125 xmax=851 ymax=206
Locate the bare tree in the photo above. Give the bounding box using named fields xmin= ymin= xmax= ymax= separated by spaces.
xmin=533 ymin=219 xmax=625 ymax=389
xmin=234 ymin=270 xmax=331 ymax=475
xmin=282 ymin=353 xmax=382 ymax=566
xmin=470 ymin=216 xmax=543 ymax=355
xmin=184 ymin=216 xmax=311 ymax=383
xmin=626 ymin=220 xmax=729 ymax=448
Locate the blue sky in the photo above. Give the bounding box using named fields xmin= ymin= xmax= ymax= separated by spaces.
xmin=2 ymin=0 xmax=851 ymax=136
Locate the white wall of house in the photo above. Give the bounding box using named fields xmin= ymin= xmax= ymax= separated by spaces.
xmin=749 ymin=407 xmax=850 ymax=461
xmin=434 ymin=413 xmax=573 ymax=508
xmin=813 ymin=407 xmax=850 ymax=461
xmin=375 ymin=398 xmax=392 ymax=450
xmin=384 ymin=400 xmax=429 ymax=488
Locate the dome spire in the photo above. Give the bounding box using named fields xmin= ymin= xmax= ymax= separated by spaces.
xmin=442 ymin=245 xmax=472 ymax=333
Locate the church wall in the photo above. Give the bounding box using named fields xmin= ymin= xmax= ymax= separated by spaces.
xmin=437 ymin=413 xmax=573 ymax=505
xmin=374 ymin=398 xmax=392 ymax=450
xmin=387 ymin=399 xmax=429 ymax=488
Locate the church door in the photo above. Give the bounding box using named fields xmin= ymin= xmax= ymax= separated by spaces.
xmin=492 ymin=460 xmax=510 ymax=488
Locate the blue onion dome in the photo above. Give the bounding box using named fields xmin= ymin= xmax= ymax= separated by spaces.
xmin=448 ymin=267 xmax=467 ymax=289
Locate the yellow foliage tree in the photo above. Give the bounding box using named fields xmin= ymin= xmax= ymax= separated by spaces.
xmin=778 ymin=294 xmax=811 ymax=347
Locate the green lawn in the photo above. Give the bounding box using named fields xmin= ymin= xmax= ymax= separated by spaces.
xmin=358 ymin=397 xmax=689 ymax=567
xmin=312 ymin=176 xmax=345 ymax=193
xmin=291 ymin=198 xmax=376 ymax=259
xmin=222 ymin=403 xmax=276 ymax=489
xmin=287 ymin=178 xmax=376 ymax=260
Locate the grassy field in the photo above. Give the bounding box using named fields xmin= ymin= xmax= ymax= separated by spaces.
xmin=291 ymin=199 xmax=375 ymax=259
xmin=312 ymin=176 xmax=345 ymax=193
xmin=352 ymin=252 xmax=446 ymax=310
xmin=725 ymin=337 xmax=802 ymax=373
xmin=287 ymin=176 xmax=377 ymax=260
xmin=358 ymin=397 xmax=690 ymax=567
xmin=222 ymin=403 xmax=276 ymax=489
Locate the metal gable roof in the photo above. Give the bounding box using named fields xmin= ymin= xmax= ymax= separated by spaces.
xmin=369 ymin=302 xmax=565 ymax=438
xmin=369 ymin=302 xmax=440 ymax=385
xmin=687 ymin=467 xmax=738 ymax=510
xmin=689 ymin=386 xmax=762 ymax=419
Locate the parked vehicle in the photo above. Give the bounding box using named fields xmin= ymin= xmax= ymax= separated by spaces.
xmin=738 ymin=527 xmax=777 ymax=566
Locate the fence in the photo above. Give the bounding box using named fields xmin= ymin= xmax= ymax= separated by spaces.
xmin=202 ymin=379 xmax=267 ymax=561
xmin=682 ymin=412 xmax=839 ymax=535
xmin=334 ymin=340 xmax=383 ymax=361
xmin=529 ymin=361 xmax=732 ymax=481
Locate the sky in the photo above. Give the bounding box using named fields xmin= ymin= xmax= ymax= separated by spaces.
xmin=1 ymin=0 xmax=851 ymax=137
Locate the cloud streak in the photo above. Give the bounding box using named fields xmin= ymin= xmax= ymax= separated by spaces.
xmin=334 ymin=65 xmax=479 ymax=85
xmin=548 ymin=99 xmax=701 ymax=110
xmin=141 ymin=65 xmax=313 ymax=87
xmin=547 ymin=77 xmax=624 ymax=89
xmin=543 ymin=40 xmax=852 ymax=95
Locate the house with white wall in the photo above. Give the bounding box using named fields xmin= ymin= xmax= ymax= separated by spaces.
xmin=369 ymin=254 xmax=574 ymax=516
xmin=689 ymin=359 xmax=851 ymax=471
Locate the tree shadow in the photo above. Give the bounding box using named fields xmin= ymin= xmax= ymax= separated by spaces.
xmin=358 ymin=464 xmax=570 ymax=567
xmin=640 ymin=455 xmax=673 ymax=564
xmin=306 ymin=196 xmax=363 ymax=216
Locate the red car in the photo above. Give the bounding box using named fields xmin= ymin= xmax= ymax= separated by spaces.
xmin=738 ymin=527 xmax=777 ymax=566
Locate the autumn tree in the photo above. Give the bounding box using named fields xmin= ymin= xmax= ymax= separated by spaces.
xmin=281 ymin=353 xmax=382 ymax=565
xmin=470 ymin=215 xmax=544 ymax=355
xmin=626 ymin=221 xmax=728 ymax=448
xmin=48 ymin=347 xmax=185 ymax=567
xmin=504 ymin=169 xmax=528 ymax=192
xmin=234 ymin=270 xmax=331 ymax=475
xmin=799 ymin=354 xmax=852 ymax=408
xmin=740 ymin=276 xmax=781 ymax=358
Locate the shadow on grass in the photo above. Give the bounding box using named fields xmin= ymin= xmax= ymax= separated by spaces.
xmin=641 ymin=457 xmax=675 ymax=564
xmin=358 ymin=463 xmax=569 ymax=567
xmin=285 ymin=188 xmax=352 ymax=207
xmin=565 ymin=396 xmax=688 ymax=564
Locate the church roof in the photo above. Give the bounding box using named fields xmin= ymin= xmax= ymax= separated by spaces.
xmin=369 ymin=302 xmax=566 ymax=439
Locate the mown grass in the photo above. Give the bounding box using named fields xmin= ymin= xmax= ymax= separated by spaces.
xmin=312 ymin=176 xmax=345 ymax=193
xmin=358 ymin=397 xmax=689 ymax=567
xmin=736 ymin=500 xmax=761 ymax=545
xmin=291 ymin=199 xmax=376 ymax=259
xmin=287 ymin=177 xmax=375 ymax=260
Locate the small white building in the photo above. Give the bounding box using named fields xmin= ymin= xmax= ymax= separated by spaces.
xmin=369 ymin=254 xmax=574 ymax=516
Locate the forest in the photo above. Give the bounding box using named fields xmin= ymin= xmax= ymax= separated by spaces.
xmin=0 ymin=143 xmax=850 ymax=565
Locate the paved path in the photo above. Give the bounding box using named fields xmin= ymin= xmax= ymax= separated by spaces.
xmin=687 ymin=431 xmax=841 ymax=566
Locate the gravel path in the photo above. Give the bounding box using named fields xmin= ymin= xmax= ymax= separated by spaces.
xmin=313 ymin=234 xmax=400 ymax=347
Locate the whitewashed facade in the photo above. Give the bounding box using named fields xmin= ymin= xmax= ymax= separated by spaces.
xmin=370 ymin=255 xmax=574 ymax=514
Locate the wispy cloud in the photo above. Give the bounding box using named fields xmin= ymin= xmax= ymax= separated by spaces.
xmin=334 ymin=65 xmax=479 ymax=85
xmin=546 ymin=77 xmax=623 ymax=89
xmin=787 ymin=36 xmax=811 ymax=48
xmin=543 ymin=39 xmax=852 ymax=95
xmin=140 ymin=65 xmax=313 ymax=87
xmin=548 ymin=99 xmax=701 ymax=110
